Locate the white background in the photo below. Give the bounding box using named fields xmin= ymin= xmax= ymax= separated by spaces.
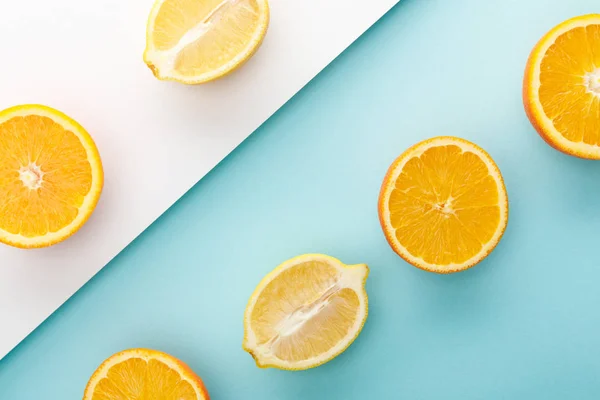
xmin=0 ymin=0 xmax=399 ymax=359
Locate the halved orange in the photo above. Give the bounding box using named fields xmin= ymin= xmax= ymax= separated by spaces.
xmin=0 ymin=104 xmax=103 ymax=248
xmin=378 ymin=137 xmax=508 ymax=274
xmin=83 ymin=348 xmax=210 ymax=400
xmin=524 ymin=14 xmax=600 ymax=159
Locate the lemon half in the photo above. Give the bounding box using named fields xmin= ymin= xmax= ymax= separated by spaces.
xmin=144 ymin=0 xmax=270 ymax=84
xmin=243 ymin=254 xmax=369 ymax=371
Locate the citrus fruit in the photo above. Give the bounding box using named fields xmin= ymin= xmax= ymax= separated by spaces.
xmin=243 ymin=254 xmax=369 ymax=371
xmin=0 ymin=104 xmax=103 ymax=249
xmin=83 ymin=348 xmax=210 ymax=400
xmin=523 ymin=14 xmax=600 ymax=159
xmin=378 ymin=137 xmax=508 ymax=274
xmin=144 ymin=0 xmax=270 ymax=84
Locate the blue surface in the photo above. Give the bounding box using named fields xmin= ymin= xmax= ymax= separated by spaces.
xmin=2 ymin=0 xmax=600 ymax=398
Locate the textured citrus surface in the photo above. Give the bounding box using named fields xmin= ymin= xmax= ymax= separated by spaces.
xmin=0 ymin=104 xmax=103 ymax=249
xmin=378 ymin=137 xmax=508 ymax=274
xmin=524 ymin=14 xmax=600 ymax=159
xmin=83 ymin=348 xmax=210 ymax=400
xmin=243 ymin=254 xmax=369 ymax=370
xmin=144 ymin=0 xmax=269 ymax=84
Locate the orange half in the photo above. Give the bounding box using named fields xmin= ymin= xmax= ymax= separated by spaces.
xmin=0 ymin=104 xmax=103 ymax=248
xmin=83 ymin=348 xmax=210 ymax=400
xmin=524 ymin=14 xmax=600 ymax=159
xmin=378 ymin=137 xmax=508 ymax=274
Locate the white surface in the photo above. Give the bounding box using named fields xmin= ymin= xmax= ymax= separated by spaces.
xmin=0 ymin=0 xmax=399 ymax=360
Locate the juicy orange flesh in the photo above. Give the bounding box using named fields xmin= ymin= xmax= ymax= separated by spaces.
xmin=250 ymin=261 xmax=360 ymax=362
xmin=388 ymin=145 xmax=500 ymax=265
xmin=539 ymin=24 xmax=600 ymax=144
xmin=91 ymin=358 xmax=197 ymax=400
xmin=152 ymin=0 xmax=261 ymax=76
xmin=0 ymin=115 xmax=92 ymax=237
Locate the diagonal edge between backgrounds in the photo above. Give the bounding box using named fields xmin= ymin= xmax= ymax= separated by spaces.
xmin=0 ymin=0 xmax=402 ymax=362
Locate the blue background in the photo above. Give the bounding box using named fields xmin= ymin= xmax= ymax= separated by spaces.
xmin=2 ymin=0 xmax=600 ymax=398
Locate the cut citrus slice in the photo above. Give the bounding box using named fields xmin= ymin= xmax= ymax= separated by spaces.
xmin=243 ymin=254 xmax=369 ymax=371
xmin=378 ymin=137 xmax=508 ymax=274
xmin=0 ymin=104 xmax=103 ymax=249
xmin=524 ymin=14 xmax=600 ymax=159
xmin=144 ymin=0 xmax=270 ymax=84
xmin=84 ymin=348 xmax=210 ymax=400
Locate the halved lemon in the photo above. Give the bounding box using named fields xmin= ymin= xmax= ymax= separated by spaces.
xmin=144 ymin=0 xmax=270 ymax=84
xmin=243 ymin=254 xmax=369 ymax=371
xmin=524 ymin=14 xmax=600 ymax=159
xmin=378 ymin=137 xmax=508 ymax=274
xmin=84 ymin=349 xmax=210 ymax=399
xmin=0 ymin=104 xmax=103 ymax=249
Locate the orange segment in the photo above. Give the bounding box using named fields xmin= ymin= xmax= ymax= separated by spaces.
xmin=84 ymin=349 xmax=210 ymax=400
xmin=378 ymin=137 xmax=508 ymax=274
xmin=524 ymin=14 xmax=600 ymax=159
xmin=0 ymin=105 xmax=103 ymax=248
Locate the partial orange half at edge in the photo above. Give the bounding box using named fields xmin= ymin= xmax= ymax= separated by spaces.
xmin=0 ymin=104 xmax=103 ymax=248
xmin=83 ymin=348 xmax=210 ymax=400
xmin=378 ymin=137 xmax=508 ymax=274
xmin=524 ymin=14 xmax=600 ymax=159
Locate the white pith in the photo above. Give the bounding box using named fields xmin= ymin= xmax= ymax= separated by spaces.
xmin=585 ymin=68 xmax=600 ymax=97
xmin=19 ymin=162 xmax=44 ymax=190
